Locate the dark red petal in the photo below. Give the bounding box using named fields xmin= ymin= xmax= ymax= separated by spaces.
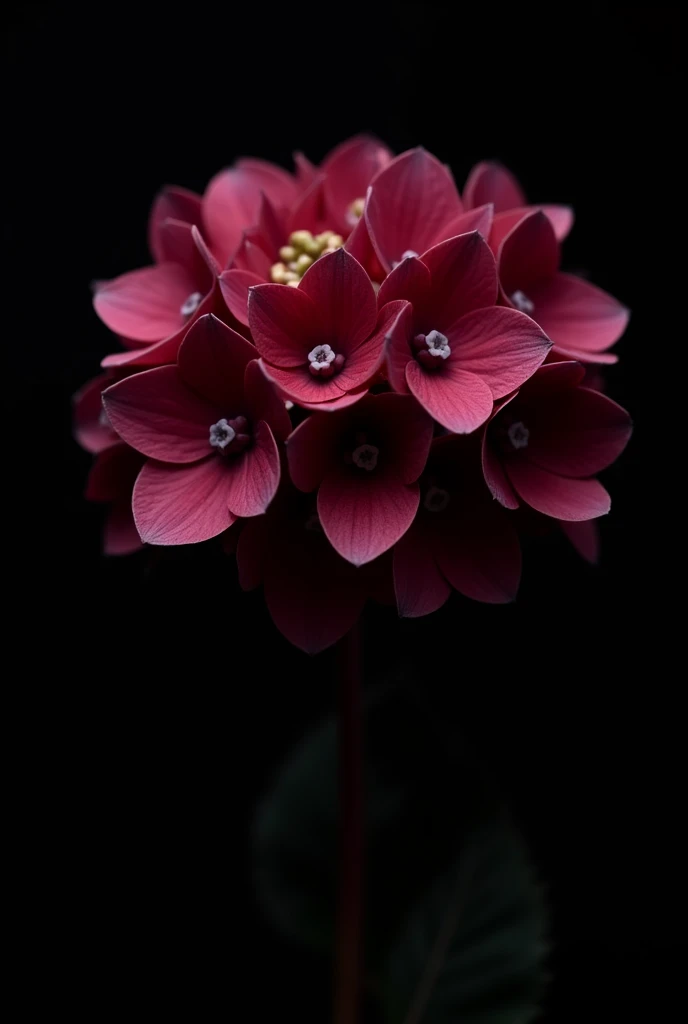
xmin=103 ymin=366 xmax=217 ymax=463
xmin=244 ymin=360 xmax=292 ymax=441
xmin=521 ymin=360 xmax=586 ymax=395
xmin=318 ymin=465 xmax=419 ymax=566
xmin=149 ymin=186 xmax=203 ymax=263
xmin=370 ymin=392 xmax=434 ymax=483
xmin=540 ymin=205 xmax=574 ymax=242
xmin=406 ymin=361 xmax=494 ymax=434
xmin=439 ymin=203 xmax=495 ymax=241
xmin=219 ymin=269 xmax=265 ymax=326
xmin=236 ymin=517 xmax=267 ymax=589
xmin=286 ymin=410 xmax=345 ymax=492
xmin=383 ymin=300 xmax=414 ymax=394
xmin=85 ymin=443 xmax=144 ymax=502
xmin=449 ymin=306 xmax=551 ymax=398
xmin=394 ymin=522 xmax=451 ymax=618
xmin=73 ymin=373 xmax=119 ymax=453
xmin=178 ymin=313 xmax=255 ymax=408
xmin=463 ymin=161 xmax=526 ymax=213
xmin=505 ymin=461 xmax=611 ymax=520
xmin=261 ymin=361 xmax=351 ymax=406
xmin=365 ymin=148 xmax=463 ymax=272
xmin=377 ymin=253 xmax=431 ymax=310
xmin=104 ymin=501 xmax=144 ymax=555
xmin=481 ymin=429 xmax=520 ymax=509
xmin=94 ymin=263 xmax=195 ymax=342
xmin=498 ymin=209 xmax=560 ymax=295
xmin=421 ymin=231 xmax=498 ymax=330
xmin=133 ymin=458 xmax=236 ymax=545
xmin=248 ymin=283 xmax=319 ymax=367
xmin=322 ymin=134 xmax=392 ymax=233
xmin=560 ymin=518 xmax=600 ymax=564
xmin=224 ymin=421 xmax=280 ymax=517
xmin=298 ymin=248 xmax=377 ymax=354
xmin=434 ymin=500 xmax=521 ymax=604
xmin=529 ymin=273 xmax=629 ymax=354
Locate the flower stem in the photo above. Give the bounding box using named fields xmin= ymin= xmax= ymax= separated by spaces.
xmin=333 ymin=622 xmax=364 ymax=1024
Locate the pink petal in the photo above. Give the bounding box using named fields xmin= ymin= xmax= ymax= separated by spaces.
xmin=73 ymin=373 xmax=119 ymax=453
xmin=434 ymin=499 xmax=521 ymax=603
xmin=498 ymin=210 xmax=560 ymax=296
xmin=377 ymin=253 xmax=432 ymax=310
xmin=405 ymin=361 xmax=494 ymax=434
xmin=463 ymin=161 xmax=526 ymax=213
xmin=298 ymin=248 xmax=377 ymax=354
xmin=104 ymin=502 xmax=143 ymax=555
xmin=318 ymin=465 xmax=419 ymax=566
xmin=541 ymin=205 xmax=574 ymax=242
xmin=154 ymin=219 xmax=218 ymax=280
xmin=321 ymin=134 xmax=392 ymax=233
xmin=383 ymin=300 xmax=415 ymax=394
xmin=235 ymin=158 xmax=299 ymax=208
xmin=103 ymin=366 xmax=217 ymax=463
xmin=481 ymin=423 xmax=520 ymax=509
xmin=294 ymin=151 xmax=319 ymax=189
xmin=560 ymin=518 xmax=600 ymax=564
xmin=244 ymin=359 xmax=292 ymax=441
xmin=223 ymin=420 xmax=280 ymax=517
xmin=529 ymin=273 xmax=630 ymax=354
xmin=439 ymin=204 xmax=494 ymax=241
xmin=149 ymin=186 xmax=203 ymax=263
xmin=248 ymin=283 xmax=320 ymax=367
xmin=133 ymin=457 xmax=237 ymax=545
xmin=93 ymin=263 xmax=196 ymax=342
xmin=332 ymin=299 xmax=400 ymax=394
xmin=285 ymin=175 xmax=327 ymax=237
xmin=365 ymin=148 xmax=463 ymax=272
xmin=86 ymin=443 xmax=144 ymax=502
xmin=261 ymin=361 xmax=350 ymax=406
xmin=394 ymin=522 xmax=451 ymax=618
xmin=344 ymin=201 xmax=377 ymax=267
xmin=295 ymin=390 xmax=370 ymax=412
xmin=449 ymin=306 xmax=551 ymax=397
xmin=230 ymin=236 xmax=273 ymax=278
xmin=219 ymin=269 xmax=264 ymax=325
xmin=178 ymin=313 xmax=255 ymax=408
xmin=505 ymin=460 xmax=611 ymax=520
xmin=420 ymin=231 xmax=498 ymax=330
xmin=521 ymin=387 xmax=632 ymax=477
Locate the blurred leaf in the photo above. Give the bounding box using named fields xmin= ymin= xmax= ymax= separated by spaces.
xmin=254 ymin=685 xmax=548 ymax=1022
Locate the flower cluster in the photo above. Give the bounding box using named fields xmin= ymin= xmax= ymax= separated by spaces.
xmin=75 ymin=137 xmax=632 ymax=652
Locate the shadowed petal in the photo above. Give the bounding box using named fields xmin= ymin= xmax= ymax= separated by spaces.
xmin=394 ymin=522 xmax=451 ymax=618
xmin=94 ymin=263 xmax=195 ymax=342
xmin=178 ymin=313 xmax=255 ymax=408
xmin=505 ymin=460 xmax=611 ymax=520
xmin=224 ymin=421 xmax=280 ymax=517
xmin=406 ymin=361 xmax=494 ymax=434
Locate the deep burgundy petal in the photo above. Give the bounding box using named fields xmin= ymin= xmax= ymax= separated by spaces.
xmin=377 ymin=253 xmax=432 ymax=310
xmin=73 ymin=373 xmax=119 ymax=453
xmin=434 ymin=499 xmax=522 ymax=604
xmin=383 ymin=300 xmax=415 ymax=394
xmin=133 ymin=457 xmax=236 ymax=544
xmin=94 ymin=263 xmax=195 ymax=342
xmin=244 ymin=360 xmax=292 ymax=441
xmin=223 ymin=421 xmax=280 ymax=517
xmin=287 ymin=411 xmax=345 ymax=492
xmin=318 ymin=465 xmax=419 ymax=566
xmin=481 ymin=427 xmax=520 ymax=509
xmin=248 ymin=283 xmax=319 ymax=367
xmin=448 ymin=306 xmax=551 ymax=398
xmin=298 ymin=248 xmax=377 ymax=354
xmin=560 ymin=518 xmax=600 ymax=564
xmin=369 ymin=392 xmax=434 ymax=482
xmin=420 ymin=231 xmax=498 ymax=330
xmin=438 ymin=204 xmax=494 ymax=241
xmin=85 ymin=443 xmax=144 ymax=502
xmin=505 ymin=460 xmax=611 ymax=520
xmin=178 ymin=313 xmax=255 ymax=408
xmin=394 ymin=522 xmax=451 ymax=618
xmin=261 ymin=361 xmax=351 ymax=406
xmin=529 ymin=273 xmax=630 ymax=354
xmin=365 ymin=148 xmax=463 ymax=272
xmin=498 ymin=210 xmax=560 ymax=296
xmin=463 ymin=162 xmax=526 ymax=213
xmin=406 ymin=361 xmax=494 ymax=434
xmin=149 ymin=186 xmax=203 ymax=263
xmin=219 ymin=269 xmax=265 ymax=326
xmin=321 ymin=134 xmax=392 ymax=233
xmin=104 ymin=502 xmax=144 ymax=556
xmin=103 ymin=366 xmax=217 ymax=463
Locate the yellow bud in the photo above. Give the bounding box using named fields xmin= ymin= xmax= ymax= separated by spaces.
xmin=289 ymin=230 xmax=313 ymax=249
xmin=288 ymin=261 xmax=300 ymax=272
xmin=303 ymin=238 xmax=322 ymax=256
xmin=283 ymin=270 xmax=299 ymax=283
xmin=270 ymin=262 xmax=288 ymax=283
xmin=279 ymin=245 xmax=297 ymax=262
xmin=287 ymin=279 xmax=300 ymax=288
xmin=350 ymin=197 xmax=365 ymax=219
xmin=328 ymin=234 xmax=344 ymax=249
xmin=321 ymin=247 xmax=337 ymax=257
xmin=296 ymin=253 xmax=313 ymax=273
xmin=316 ymin=231 xmax=333 ymax=246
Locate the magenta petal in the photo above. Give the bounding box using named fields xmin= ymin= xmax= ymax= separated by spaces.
xmin=224 ymin=421 xmax=280 ymax=517
xmin=318 ymin=465 xmax=419 ymax=566
xmin=505 ymin=461 xmax=611 ymax=520
xmin=103 ymin=366 xmax=216 ymax=463
xmin=298 ymin=248 xmax=377 ymax=353
xmin=463 ymin=161 xmax=526 ymax=213
xmin=344 ymin=202 xmax=378 ymax=269
xmin=94 ymin=263 xmax=195 ymax=342
xmin=434 ymin=501 xmax=521 ymax=604
xmin=178 ymin=313 xmax=255 ymax=408
xmin=394 ymin=523 xmax=450 ymax=618
xmin=498 ymin=210 xmax=560 ymax=295
xmin=450 ymin=306 xmax=551 ymax=398
xmin=421 ymin=232 xmax=498 ymax=328
xmin=406 ymin=361 xmax=494 ymax=434
xmin=73 ymin=373 xmax=119 ymax=453
xmin=133 ymin=458 xmax=236 ymax=545
xmin=294 ymin=151 xmax=319 ymax=188
xmin=365 ymin=148 xmax=463 ymax=272
xmin=262 ymin=361 xmax=348 ymax=406
xmin=104 ymin=502 xmax=143 ymax=555
xmin=523 ymin=387 xmax=632 ymax=477
xmin=248 ymin=283 xmax=319 ymax=367
xmin=219 ymin=269 xmax=265 ymax=326
xmin=383 ymin=300 xmax=414 ymax=394
xmin=322 ymin=134 xmax=392 ymax=232
xmin=244 ymin=360 xmax=292 ymax=441
xmin=439 ymin=204 xmax=494 ymax=241
xmin=560 ymin=518 xmax=600 ymax=564
xmin=149 ymin=186 xmax=203 ymax=263
xmin=333 ymin=299 xmax=401 ymax=394
xmin=540 ymin=205 xmax=574 ymax=242
xmin=529 ymin=273 xmax=630 ymax=354
xmin=377 ymin=254 xmax=432 ymax=309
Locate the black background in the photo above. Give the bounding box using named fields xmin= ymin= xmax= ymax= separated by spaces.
xmin=5 ymin=4 xmax=683 ymax=1020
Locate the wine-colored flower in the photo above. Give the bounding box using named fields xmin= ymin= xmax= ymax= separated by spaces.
xmin=286 ymin=392 xmax=433 ymax=565
xmin=96 ymin=221 xmax=221 ymax=369
xmin=85 ymin=443 xmax=145 ymax=556
xmin=394 ymin=436 xmax=522 ymax=616
xmin=248 ymin=248 xmax=396 ymax=409
xmin=493 ymin=210 xmax=629 ymax=364
xmin=232 ymin=483 xmax=390 ymax=654
xmin=382 ymin=232 xmax=552 ymax=432
xmin=463 ymin=160 xmax=574 ymax=241
xmin=364 ymin=148 xmax=495 ymax=275
xmin=482 ymin=361 xmax=632 ymax=520
xmin=102 ymin=314 xmax=291 ymax=545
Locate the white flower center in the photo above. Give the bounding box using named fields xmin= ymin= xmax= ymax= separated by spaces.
xmin=209 ymin=418 xmax=236 ymax=449
xmin=352 ymin=444 xmax=379 ymax=471
xmin=99 ymin=406 xmax=112 ymax=429
xmin=510 ymin=290 xmax=534 ymax=314
xmin=392 ymin=249 xmax=420 ymax=269
xmin=423 ymin=486 xmax=450 ymax=512
xmin=180 ymin=291 xmax=203 ymax=318
xmin=507 ymin=421 xmax=530 ymax=450
xmin=308 ymin=344 xmax=336 ymax=370
xmin=425 ymin=330 xmax=451 ymax=359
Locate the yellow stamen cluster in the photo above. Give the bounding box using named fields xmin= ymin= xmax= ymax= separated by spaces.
xmin=270 ymin=229 xmax=344 ymax=287
xmin=349 ymin=197 xmax=365 ymax=221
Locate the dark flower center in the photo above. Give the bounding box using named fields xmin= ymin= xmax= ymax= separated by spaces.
xmin=208 ymin=415 xmax=251 ymax=455
xmin=423 ymin=485 xmax=450 ymax=512
xmin=344 ymin=431 xmax=380 ymax=472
